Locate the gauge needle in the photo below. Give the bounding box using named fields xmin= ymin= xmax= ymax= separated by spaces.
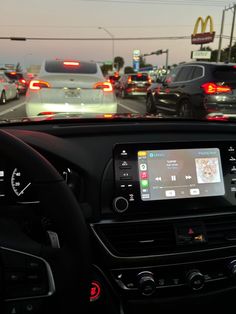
xmin=18 ymin=182 xmax=31 ymax=196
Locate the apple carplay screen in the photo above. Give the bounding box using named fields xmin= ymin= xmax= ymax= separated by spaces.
xmin=138 ymin=148 xmax=225 ymax=201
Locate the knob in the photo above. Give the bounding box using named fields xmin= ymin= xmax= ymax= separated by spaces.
xmin=228 ymin=260 xmax=236 ymax=277
xmin=186 ymin=269 xmax=205 ymax=291
xmin=137 ymin=271 xmax=156 ymax=296
xmin=113 ymin=197 xmax=129 ymax=213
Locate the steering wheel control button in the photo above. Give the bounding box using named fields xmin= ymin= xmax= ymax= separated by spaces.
xmin=113 ymin=197 xmax=129 ymax=213
xmin=186 ymin=270 xmax=205 ymax=291
xmin=137 ymin=271 xmax=156 ymax=296
xmin=4 ymin=302 xmax=21 ymax=314
xmin=1 ymin=250 xmax=26 ymax=268
xmin=90 ymin=281 xmax=101 ymax=302
xmin=227 ymin=260 xmax=236 ymax=278
xmin=5 ymin=272 xmax=25 ymax=284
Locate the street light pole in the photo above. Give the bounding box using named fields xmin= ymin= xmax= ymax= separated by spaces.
xmin=98 ymin=27 xmax=115 ymax=71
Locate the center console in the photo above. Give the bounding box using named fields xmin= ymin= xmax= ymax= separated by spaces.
xmin=92 ymin=141 xmax=236 ymax=310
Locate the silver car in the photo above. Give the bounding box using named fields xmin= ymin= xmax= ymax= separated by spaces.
xmin=25 ymin=59 xmax=117 ymax=117
xmin=0 ymin=72 xmax=19 ymax=104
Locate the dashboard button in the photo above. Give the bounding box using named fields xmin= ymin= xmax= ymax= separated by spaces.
xmin=113 ymin=197 xmax=129 ymax=213
xmin=120 ymin=176 xmax=132 ymax=181
xmin=228 ymin=146 xmax=236 ymax=153
xmin=230 ymin=166 xmax=236 ymax=174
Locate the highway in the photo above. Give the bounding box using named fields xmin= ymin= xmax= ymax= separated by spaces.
xmin=0 ymin=95 xmax=147 ymax=120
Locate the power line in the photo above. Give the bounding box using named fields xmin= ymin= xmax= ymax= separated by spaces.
xmin=0 ymin=34 xmax=229 ymax=41
xmin=79 ymin=0 xmax=227 ymax=6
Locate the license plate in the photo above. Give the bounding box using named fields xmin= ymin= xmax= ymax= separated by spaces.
xmin=65 ymin=89 xmax=80 ymax=98
xmin=137 ymin=83 xmax=144 ymax=87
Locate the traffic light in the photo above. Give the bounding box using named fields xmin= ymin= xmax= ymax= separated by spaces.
xmin=152 ymin=50 xmax=163 ymax=55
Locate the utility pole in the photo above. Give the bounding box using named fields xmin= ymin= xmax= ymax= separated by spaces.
xmin=165 ymin=49 xmax=169 ymax=71
xmin=217 ymin=8 xmax=226 ymax=62
xmin=217 ymin=4 xmax=236 ymax=63
xmin=228 ymin=4 xmax=236 ymax=62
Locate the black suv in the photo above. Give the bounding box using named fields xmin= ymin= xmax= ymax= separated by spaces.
xmin=146 ymin=62 xmax=236 ymax=119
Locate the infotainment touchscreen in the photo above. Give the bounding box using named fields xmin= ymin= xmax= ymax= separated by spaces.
xmin=137 ymin=148 xmax=225 ymax=201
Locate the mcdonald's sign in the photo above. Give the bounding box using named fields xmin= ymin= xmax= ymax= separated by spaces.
xmin=191 ymin=16 xmax=215 ymax=45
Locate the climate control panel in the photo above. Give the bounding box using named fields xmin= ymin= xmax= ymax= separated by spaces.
xmin=111 ymin=257 xmax=236 ymax=298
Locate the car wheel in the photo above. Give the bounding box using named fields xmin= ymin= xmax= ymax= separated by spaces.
xmin=178 ymin=100 xmax=192 ymax=118
xmin=146 ymin=95 xmax=156 ymax=114
xmin=0 ymin=91 xmax=6 ymax=104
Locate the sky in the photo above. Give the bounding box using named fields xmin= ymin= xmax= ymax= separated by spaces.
xmin=0 ymin=0 xmax=233 ymax=70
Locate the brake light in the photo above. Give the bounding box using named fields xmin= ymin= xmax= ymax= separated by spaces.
xmin=137 ymin=73 xmax=142 ymax=77
xmin=201 ymin=82 xmax=232 ymax=95
xmin=63 ymin=61 xmax=80 ymax=67
xmin=207 ymin=115 xmax=228 ymax=121
xmin=19 ymin=79 xmax=26 ymax=84
xmin=127 ymin=76 xmax=132 ymax=84
xmin=10 ymin=72 xmax=16 ymax=75
xmin=148 ymin=76 xmax=152 ymax=84
xmin=29 ymin=80 xmax=50 ymax=90
xmin=94 ymin=81 xmax=113 ymax=92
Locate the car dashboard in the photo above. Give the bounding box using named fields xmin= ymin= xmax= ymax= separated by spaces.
xmin=1 ymin=119 xmax=236 ymax=313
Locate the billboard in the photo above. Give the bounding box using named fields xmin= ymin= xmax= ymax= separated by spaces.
xmin=191 ymin=51 xmax=212 ymax=60
xmin=133 ymin=50 xmax=141 ymax=72
xmin=191 ymin=16 xmax=215 ymax=45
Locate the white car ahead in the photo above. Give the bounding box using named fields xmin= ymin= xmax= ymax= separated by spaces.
xmin=25 ymin=59 xmax=117 ymax=117
xmin=0 ymin=72 xmax=19 ymax=104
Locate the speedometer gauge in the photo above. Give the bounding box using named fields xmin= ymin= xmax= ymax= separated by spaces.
xmin=11 ymin=168 xmax=31 ymax=197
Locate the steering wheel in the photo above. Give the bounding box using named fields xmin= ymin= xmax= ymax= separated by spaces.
xmin=0 ymin=130 xmax=91 ymax=314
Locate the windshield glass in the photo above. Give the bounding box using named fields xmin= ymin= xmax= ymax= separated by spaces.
xmin=0 ymin=0 xmax=234 ymax=123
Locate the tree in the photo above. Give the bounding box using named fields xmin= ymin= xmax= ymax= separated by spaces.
xmin=114 ymin=56 xmax=125 ymax=71
xmin=100 ymin=64 xmax=112 ymax=76
xmin=16 ymin=62 xmax=23 ymax=72
xmin=124 ymin=66 xmax=135 ymax=74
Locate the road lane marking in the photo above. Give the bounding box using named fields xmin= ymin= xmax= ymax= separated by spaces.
xmin=118 ymin=103 xmax=139 ymax=114
xmin=0 ymin=101 xmax=25 ymax=116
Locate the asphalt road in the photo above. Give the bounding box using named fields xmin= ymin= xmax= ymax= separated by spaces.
xmin=0 ymin=95 xmax=147 ymax=120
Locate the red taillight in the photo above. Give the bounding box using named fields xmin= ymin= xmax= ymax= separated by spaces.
xmin=201 ymin=82 xmax=232 ymax=95
xmin=94 ymin=81 xmax=113 ymax=92
xmin=19 ymin=79 xmax=26 ymax=84
xmin=127 ymin=76 xmax=132 ymax=84
xmin=207 ymin=115 xmax=229 ymax=121
xmin=10 ymin=72 xmax=16 ymax=75
xmin=148 ymin=76 xmax=152 ymax=84
xmin=29 ymin=80 xmax=50 ymax=90
xmin=63 ymin=61 xmax=80 ymax=67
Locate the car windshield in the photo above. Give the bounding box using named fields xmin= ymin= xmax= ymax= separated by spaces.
xmin=0 ymin=0 xmax=235 ymax=123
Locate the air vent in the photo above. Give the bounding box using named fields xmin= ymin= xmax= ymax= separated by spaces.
xmin=206 ymin=216 xmax=236 ymax=246
xmin=94 ymin=215 xmax=236 ymax=257
xmin=95 ymin=221 xmax=176 ymax=256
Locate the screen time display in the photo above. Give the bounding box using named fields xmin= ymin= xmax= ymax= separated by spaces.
xmin=137 ymin=148 xmax=225 ymax=201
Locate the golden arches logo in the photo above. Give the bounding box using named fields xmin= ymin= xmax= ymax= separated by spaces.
xmin=191 ymin=16 xmax=215 ymax=45
xmin=193 ymin=16 xmax=214 ymax=35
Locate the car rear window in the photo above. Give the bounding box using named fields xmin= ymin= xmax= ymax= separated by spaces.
xmin=214 ymin=66 xmax=236 ymax=82
xmin=131 ymin=74 xmax=148 ymax=81
xmin=45 ymin=61 xmax=97 ymax=74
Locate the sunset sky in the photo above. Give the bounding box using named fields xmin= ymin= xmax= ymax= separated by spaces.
xmin=0 ymin=0 xmax=233 ymax=69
